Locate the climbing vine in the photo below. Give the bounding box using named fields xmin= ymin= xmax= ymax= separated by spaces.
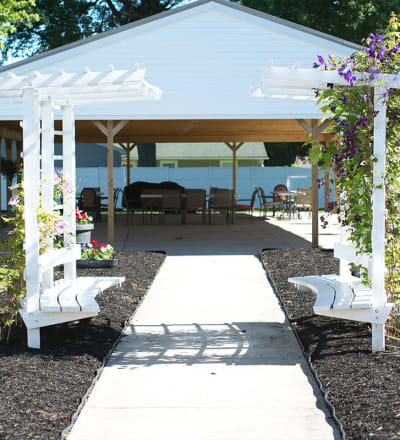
xmin=314 ymin=15 xmax=400 ymax=336
xmin=0 ymin=173 xmax=73 ymax=336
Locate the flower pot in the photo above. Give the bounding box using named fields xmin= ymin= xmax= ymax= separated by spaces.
xmin=76 ymin=223 xmax=94 ymax=244
xmin=76 ymin=258 xmax=117 ymax=268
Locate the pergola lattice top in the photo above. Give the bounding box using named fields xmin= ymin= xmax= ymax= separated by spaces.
xmin=253 ymin=65 xmax=400 ymax=101
xmin=0 ymin=65 xmax=162 ymax=104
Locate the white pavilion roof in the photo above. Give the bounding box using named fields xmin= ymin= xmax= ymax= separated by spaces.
xmin=0 ymin=0 xmax=359 ymax=121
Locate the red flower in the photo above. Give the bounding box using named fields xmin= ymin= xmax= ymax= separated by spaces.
xmin=91 ymin=240 xmax=98 ymax=246
xmin=99 ymin=243 xmax=106 ymax=249
xmin=81 ymin=213 xmax=87 ymax=220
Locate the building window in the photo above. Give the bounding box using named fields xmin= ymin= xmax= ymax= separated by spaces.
xmin=220 ymin=160 xmax=233 ymax=167
xmin=160 ymin=160 xmax=178 ymax=168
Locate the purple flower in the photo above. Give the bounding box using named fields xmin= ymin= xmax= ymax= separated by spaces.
xmin=338 ymin=94 xmax=347 ymax=106
xmin=327 ymin=83 xmax=334 ymax=89
xmin=317 ymin=55 xmax=325 ymax=64
xmin=8 ymin=195 xmax=18 ymax=206
xmin=313 ymin=89 xmax=320 ymax=98
xmin=356 ymin=117 xmax=369 ymax=128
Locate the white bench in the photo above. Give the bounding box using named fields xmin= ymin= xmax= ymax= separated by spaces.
xmin=288 ymin=242 xmax=392 ymax=326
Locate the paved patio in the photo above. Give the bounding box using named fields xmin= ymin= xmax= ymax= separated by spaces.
xmin=90 ymin=212 xmax=339 ymax=255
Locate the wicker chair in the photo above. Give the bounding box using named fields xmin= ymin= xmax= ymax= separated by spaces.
xmin=258 ymin=184 xmax=288 ymax=218
xmin=294 ymin=188 xmax=312 ymax=218
xmin=161 ymin=189 xmax=184 ymax=224
xmin=208 ymin=187 xmax=234 ymax=224
xmin=184 ymin=189 xmax=207 ymax=224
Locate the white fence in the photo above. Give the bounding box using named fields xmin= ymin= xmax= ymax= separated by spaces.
xmin=1 ymin=166 xmax=332 ymax=210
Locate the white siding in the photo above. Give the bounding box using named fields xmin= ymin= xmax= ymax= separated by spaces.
xmin=0 ymin=2 xmax=355 ymax=120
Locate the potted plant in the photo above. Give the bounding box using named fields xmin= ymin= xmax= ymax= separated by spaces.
xmin=77 ymin=241 xmax=117 ymax=268
xmin=76 ymin=209 xmax=94 ymax=243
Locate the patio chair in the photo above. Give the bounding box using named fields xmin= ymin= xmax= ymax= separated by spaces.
xmin=294 ymin=187 xmax=312 ymax=218
xmin=258 ymin=184 xmax=288 ymax=218
xmin=78 ymin=187 xmax=101 ymax=221
xmin=184 ymin=189 xmax=207 ymax=224
xmin=209 ymin=187 xmax=234 ymax=224
xmin=161 ymin=188 xmax=184 ymax=224
xmin=235 ymin=188 xmax=259 ymax=221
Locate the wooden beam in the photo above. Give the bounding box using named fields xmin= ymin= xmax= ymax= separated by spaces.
xmin=112 ymin=121 xmax=128 ymax=137
xmin=324 ymin=169 xmax=330 ymax=211
xmin=0 ymin=127 xmax=22 ymax=142
xmin=16 ymin=141 xmax=22 ymax=182
xmin=92 ymin=121 xmax=108 ymax=137
xmin=118 ymin=142 xmax=137 ymax=185
xmin=107 ymin=121 xmax=114 ymax=245
xmin=225 ymin=142 xmax=244 ymax=199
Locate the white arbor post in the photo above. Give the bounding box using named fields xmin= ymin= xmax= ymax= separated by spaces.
xmin=22 ymin=88 xmax=41 ymax=348
xmin=40 ymin=99 xmax=55 ymax=292
xmin=62 ymin=104 xmax=77 ymax=283
xmin=371 ymin=87 xmax=387 ymax=352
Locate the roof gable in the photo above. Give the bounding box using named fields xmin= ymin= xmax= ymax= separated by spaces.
xmin=0 ymin=0 xmax=361 ymax=121
xmin=0 ymin=0 xmax=361 ymax=75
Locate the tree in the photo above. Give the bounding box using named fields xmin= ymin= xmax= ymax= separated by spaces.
xmin=0 ymin=0 xmax=38 ymax=48
xmin=263 ymin=142 xmax=310 ymax=166
xmin=1 ymin=0 xmax=184 ymax=61
xmin=239 ymin=0 xmax=399 ymax=45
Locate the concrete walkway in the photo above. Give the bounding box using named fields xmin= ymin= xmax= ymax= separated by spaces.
xmin=68 ymin=254 xmax=340 ymax=440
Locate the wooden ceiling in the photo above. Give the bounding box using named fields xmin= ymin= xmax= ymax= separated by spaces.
xmin=0 ymin=118 xmax=332 ymax=143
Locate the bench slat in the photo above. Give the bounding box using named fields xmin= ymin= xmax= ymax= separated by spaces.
xmin=288 ymin=275 xmax=373 ymax=313
xmin=40 ymin=276 xmax=125 ymax=313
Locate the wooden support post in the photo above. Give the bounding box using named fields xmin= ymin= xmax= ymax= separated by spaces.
xmin=5 ymin=138 xmax=13 ymax=216
xmin=225 ymin=142 xmax=244 ymax=198
xmin=92 ymin=120 xmax=128 ymax=245
xmin=119 ymin=142 xmax=137 ymax=185
xmin=324 ymin=170 xmax=330 ymax=211
xmin=311 ymin=120 xmax=319 ymax=249
xmin=107 ymin=121 xmax=114 ymax=246
xmin=333 ymin=171 xmax=339 ymax=203
xmin=16 ymin=141 xmax=22 ymax=182
xmin=127 ymin=144 xmax=132 ymax=185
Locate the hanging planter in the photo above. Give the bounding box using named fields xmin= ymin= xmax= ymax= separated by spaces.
xmin=76 ymin=223 xmax=94 ymax=244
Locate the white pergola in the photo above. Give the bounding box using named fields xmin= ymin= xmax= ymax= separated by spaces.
xmin=0 ymin=66 xmax=161 ymax=348
xmin=254 ymin=65 xmax=395 ymax=352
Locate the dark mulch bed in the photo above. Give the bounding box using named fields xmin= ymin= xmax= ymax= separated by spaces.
xmin=0 ymin=251 xmax=165 ymax=440
xmin=261 ymin=248 xmax=400 ymax=440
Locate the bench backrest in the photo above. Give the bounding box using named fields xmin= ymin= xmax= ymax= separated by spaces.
xmin=334 ymin=228 xmax=372 ymax=279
